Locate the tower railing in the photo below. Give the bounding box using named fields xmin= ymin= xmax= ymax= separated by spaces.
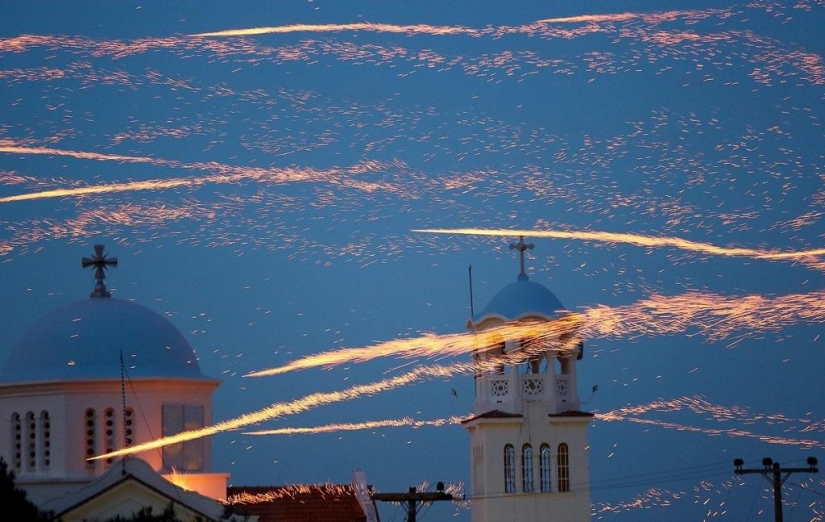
xmin=476 ymin=371 xmax=578 ymax=414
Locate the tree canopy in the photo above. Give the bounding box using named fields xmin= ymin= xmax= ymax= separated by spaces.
xmin=0 ymin=457 xmax=53 ymax=521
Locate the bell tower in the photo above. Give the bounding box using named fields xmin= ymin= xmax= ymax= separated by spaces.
xmin=463 ymin=237 xmax=593 ymax=522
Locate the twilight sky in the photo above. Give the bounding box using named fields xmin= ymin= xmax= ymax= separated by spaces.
xmin=2 ymin=1 xmax=825 ymax=520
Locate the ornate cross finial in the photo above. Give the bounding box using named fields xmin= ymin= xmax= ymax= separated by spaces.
xmin=82 ymin=244 xmax=118 ymax=298
xmin=509 ymin=236 xmax=534 ymax=280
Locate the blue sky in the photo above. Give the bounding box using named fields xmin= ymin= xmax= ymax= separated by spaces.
xmin=2 ymin=1 xmax=825 ymax=520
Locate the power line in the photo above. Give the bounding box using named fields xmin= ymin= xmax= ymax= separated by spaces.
xmin=585 ymin=459 xmax=733 ymax=493
xmin=733 ymin=456 xmax=819 ymax=522
xmin=372 ymin=483 xmax=457 ymax=522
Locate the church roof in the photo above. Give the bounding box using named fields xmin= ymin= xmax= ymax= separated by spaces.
xmin=227 ymin=485 xmax=372 ymax=522
xmin=0 ymin=297 xmax=209 ymax=384
xmin=460 ymin=410 xmax=524 ymax=424
xmin=471 ymin=275 xmax=567 ymax=325
xmin=42 ymin=458 xmax=234 ymax=522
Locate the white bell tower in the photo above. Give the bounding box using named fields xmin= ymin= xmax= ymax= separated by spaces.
xmin=463 ymin=237 xmax=592 ymax=522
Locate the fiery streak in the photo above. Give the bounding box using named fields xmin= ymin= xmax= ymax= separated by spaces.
xmin=0 ymin=143 xmax=159 ymax=166
xmin=413 ymin=228 xmax=825 ymax=264
xmin=91 ymin=363 xmax=466 ymax=461
xmin=604 ymin=416 xmax=825 ymax=449
xmin=192 ymin=10 xmax=728 ymax=40
xmin=584 ymin=290 xmax=825 ymax=343
xmin=596 ymin=396 xmax=825 ymax=449
xmin=244 ymin=395 xmax=823 ymax=450
xmin=193 ymin=23 xmax=477 ymax=38
xmin=0 ymin=141 xmax=405 ymax=203
xmin=243 ymin=416 xmax=467 ymax=436
xmin=246 ymin=289 xmax=825 ymax=377
xmin=245 ymin=317 xmax=581 ymax=377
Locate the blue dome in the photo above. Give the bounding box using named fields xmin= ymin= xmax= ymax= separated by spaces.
xmin=472 ymin=276 xmax=567 ymax=324
xmin=1 ymin=298 xmax=209 ymax=383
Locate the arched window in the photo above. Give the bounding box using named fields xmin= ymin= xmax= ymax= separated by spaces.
xmin=11 ymin=413 xmax=22 ymax=473
xmin=39 ymin=411 xmax=51 ymax=471
xmin=103 ymin=408 xmax=116 ymax=467
xmin=84 ymin=408 xmax=96 ymax=471
xmin=504 ymin=444 xmax=516 ymax=493
xmin=522 ymin=444 xmax=534 ymax=492
xmin=25 ymin=411 xmax=36 ymax=472
xmin=540 ymin=443 xmax=552 ymax=492
xmin=557 ymin=443 xmax=570 ymax=492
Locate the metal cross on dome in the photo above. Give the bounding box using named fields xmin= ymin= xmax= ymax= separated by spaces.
xmin=509 ymin=235 xmax=534 ymax=279
xmin=82 ymin=244 xmax=117 ymax=298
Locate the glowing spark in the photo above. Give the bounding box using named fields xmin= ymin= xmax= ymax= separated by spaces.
xmin=597 ymin=396 xmax=825 ymax=449
xmin=245 ymin=317 xmax=581 ymax=377
xmin=247 ymin=395 xmax=825 ymax=450
xmin=246 ymin=289 xmax=825 ymax=377
xmin=413 ymin=228 xmax=825 ymax=264
xmin=0 ymin=141 xmax=404 ymax=203
xmin=163 ymin=467 xmax=193 ymax=491
xmin=192 ymin=10 xmax=729 ymax=40
xmin=0 ymin=143 xmax=158 ymax=165
xmin=92 ymin=363 xmax=466 ymax=461
xmin=605 ymin=416 xmax=825 ymax=449
xmin=193 ymin=23 xmax=477 ymax=38
xmin=243 ymin=416 xmax=466 ymax=436
xmin=226 ymin=484 xmax=358 ymax=505
xmin=536 ymin=13 xmax=641 ymax=24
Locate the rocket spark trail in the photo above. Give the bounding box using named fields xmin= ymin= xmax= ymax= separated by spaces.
xmin=0 ymin=141 xmax=403 ymax=203
xmin=243 ymin=416 xmax=467 ymax=436
xmin=413 ymin=228 xmax=825 ymax=264
xmin=245 ymin=318 xmax=581 ymax=378
xmin=193 ymin=23 xmax=477 ymax=38
xmin=245 ymin=289 xmax=825 ymax=377
xmin=242 ymin=395 xmax=823 ymax=449
xmin=191 ymin=9 xmax=728 ymax=40
xmin=91 ymin=362 xmax=467 ymax=461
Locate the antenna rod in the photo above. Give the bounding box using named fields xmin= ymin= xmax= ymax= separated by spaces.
xmin=468 ymin=265 xmax=474 ymax=317
xmin=120 ymin=350 xmax=127 ymax=475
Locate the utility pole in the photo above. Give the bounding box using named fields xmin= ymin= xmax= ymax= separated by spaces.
xmin=733 ymin=457 xmax=818 ymax=522
xmin=372 ymin=482 xmax=456 ymax=522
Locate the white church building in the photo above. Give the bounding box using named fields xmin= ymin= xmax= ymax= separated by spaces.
xmin=0 ymin=240 xmax=593 ymax=521
xmin=463 ymin=237 xmax=593 ymax=522
xmin=0 ymin=246 xmax=233 ymax=520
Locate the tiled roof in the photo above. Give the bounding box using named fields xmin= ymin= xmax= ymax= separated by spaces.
xmin=460 ymin=409 xmax=524 ymax=424
xmin=226 ymin=484 xmax=373 ymax=522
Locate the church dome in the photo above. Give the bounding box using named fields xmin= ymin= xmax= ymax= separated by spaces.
xmin=472 ymin=275 xmax=567 ymax=324
xmin=1 ymin=297 xmax=208 ymax=384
